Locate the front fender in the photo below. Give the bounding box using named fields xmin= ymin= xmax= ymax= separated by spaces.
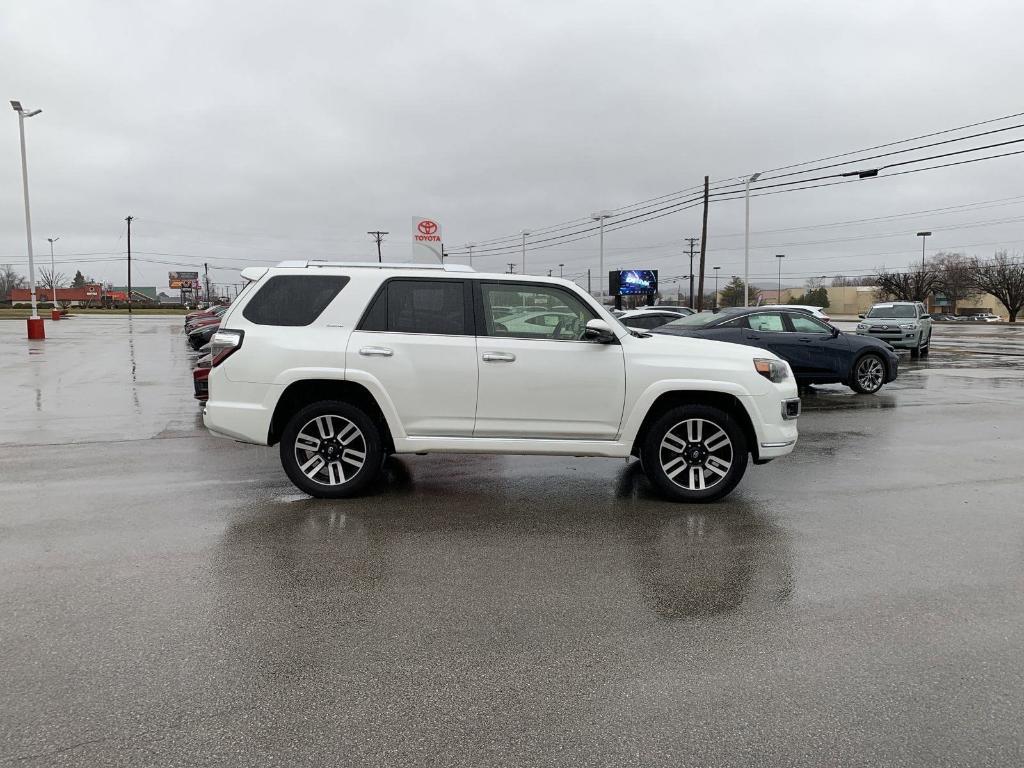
xmin=619 ymin=379 xmax=760 ymax=446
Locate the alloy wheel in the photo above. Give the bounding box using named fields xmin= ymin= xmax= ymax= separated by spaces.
xmin=856 ymin=357 xmax=884 ymax=392
xmin=659 ymin=418 xmax=734 ymax=491
xmin=293 ymin=414 xmax=368 ymax=486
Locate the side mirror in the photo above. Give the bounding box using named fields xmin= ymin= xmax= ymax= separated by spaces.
xmin=583 ymin=319 xmax=616 ymax=343
xmin=830 ymin=326 xmax=841 ymax=338
xmin=858 ymin=314 xmax=865 ymax=319
xmin=920 ymin=313 xmax=931 ymax=320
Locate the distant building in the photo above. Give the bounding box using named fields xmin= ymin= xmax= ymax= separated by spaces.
xmin=10 ymin=284 xmax=103 ymax=306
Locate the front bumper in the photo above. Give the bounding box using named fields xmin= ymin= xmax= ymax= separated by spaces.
xmin=856 ymin=327 xmax=920 ymax=349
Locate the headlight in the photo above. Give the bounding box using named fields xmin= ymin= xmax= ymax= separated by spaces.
xmin=899 ymin=323 xmax=917 ymax=330
xmin=856 ymin=323 xmax=868 ymax=330
xmin=754 ymin=358 xmax=789 ymax=383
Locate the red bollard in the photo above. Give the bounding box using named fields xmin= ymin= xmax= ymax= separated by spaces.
xmin=51 ymin=308 xmax=61 ymax=321
xmin=27 ymin=317 xmax=45 ymax=339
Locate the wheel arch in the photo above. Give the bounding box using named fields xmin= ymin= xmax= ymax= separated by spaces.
xmin=629 ymin=390 xmax=759 ymax=460
xmin=269 ymin=379 xmax=395 ymax=451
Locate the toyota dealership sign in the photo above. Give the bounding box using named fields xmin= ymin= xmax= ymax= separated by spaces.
xmin=412 ymin=216 xmax=443 ymax=263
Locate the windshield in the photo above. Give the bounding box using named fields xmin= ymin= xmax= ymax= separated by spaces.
xmin=661 ymin=312 xmax=720 ymax=329
xmin=866 ymin=304 xmax=916 ymax=319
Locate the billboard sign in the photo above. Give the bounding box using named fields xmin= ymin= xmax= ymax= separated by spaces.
xmin=609 ymin=269 xmax=658 ymax=296
xmin=168 ymin=271 xmax=200 ymax=289
xmin=412 ymin=216 xmax=443 ymax=263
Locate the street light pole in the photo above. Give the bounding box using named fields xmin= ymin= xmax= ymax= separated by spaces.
xmin=467 ymin=243 xmax=475 ymax=268
xmin=743 ymin=172 xmax=762 ymax=307
xmin=11 ymin=100 xmax=44 ymax=339
xmin=776 ymin=254 xmax=785 ymax=299
xmin=520 ymin=230 xmax=531 ymax=275
xmin=48 ymin=237 xmax=60 ymax=320
xmin=558 ymin=263 xmax=564 ymax=278
xmin=591 ymin=210 xmax=612 ymax=298
xmin=916 ymin=231 xmax=931 ymax=269
xmin=713 ymin=266 xmax=721 ymax=311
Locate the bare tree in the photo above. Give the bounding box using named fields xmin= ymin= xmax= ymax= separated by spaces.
xmin=832 ymin=275 xmax=872 ymax=287
xmin=930 ymin=251 xmax=973 ymax=314
xmin=971 ymin=251 xmax=1024 ymax=323
xmin=38 ymin=268 xmax=69 ymax=293
xmin=873 ymin=265 xmax=939 ymax=302
xmin=0 ymin=264 xmax=26 ymax=301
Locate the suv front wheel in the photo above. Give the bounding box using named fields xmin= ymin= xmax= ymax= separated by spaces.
xmin=280 ymin=400 xmax=383 ymax=498
xmin=641 ymin=404 xmax=748 ymax=502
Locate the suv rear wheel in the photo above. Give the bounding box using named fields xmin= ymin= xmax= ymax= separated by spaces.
xmin=280 ymin=400 xmax=383 ymax=498
xmin=640 ymin=404 xmax=748 ymax=503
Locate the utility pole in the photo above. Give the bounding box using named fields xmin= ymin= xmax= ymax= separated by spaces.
xmin=520 ymin=231 xmax=530 ymax=274
xmin=547 ymin=269 xmax=552 ymax=276
xmin=467 ymin=243 xmax=475 ymax=267
xmin=125 ymin=215 xmax=134 ymax=315
xmin=204 ymin=262 xmax=210 ymax=306
xmin=587 ymin=269 xmax=591 ymax=295
xmin=684 ymin=237 xmax=699 ymax=307
xmin=696 ymin=176 xmax=710 ymax=311
xmin=507 ymin=263 xmax=516 ymax=274
xmin=558 ymin=263 xmax=564 ymax=278
xmin=367 ymin=230 xmax=388 ymax=263
xmin=713 ymin=266 xmax=721 ymax=311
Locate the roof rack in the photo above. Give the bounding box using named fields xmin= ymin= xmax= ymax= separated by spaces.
xmin=276 ymin=260 xmax=474 ymax=272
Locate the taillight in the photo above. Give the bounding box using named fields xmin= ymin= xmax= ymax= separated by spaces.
xmin=210 ymin=329 xmax=244 ymax=367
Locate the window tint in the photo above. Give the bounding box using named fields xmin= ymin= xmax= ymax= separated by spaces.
xmin=481 ymin=283 xmax=594 ymax=340
xmin=359 ymin=279 xmax=468 ymax=335
xmin=242 ymin=275 xmax=349 ymax=326
xmin=747 ymin=312 xmax=785 ymax=332
xmin=789 ymin=315 xmax=830 ymax=334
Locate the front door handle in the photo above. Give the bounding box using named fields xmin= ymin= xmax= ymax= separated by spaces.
xmin=482 ymin=352 xmax=516 ymax=363
xmin=798 ymin=337 xmax=813 ymax=343
xmin=359 ymin=346 xmax=394 ymax=357
xmin=747 ymin=334 xmax=762 ymax=341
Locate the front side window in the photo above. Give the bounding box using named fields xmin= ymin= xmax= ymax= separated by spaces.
xmin=242 ymin=275 xmax=350 ymax=326
xmin=480 ymin=283 xmax=594 ymax=340
xmin=359 ymin=279 xmax=468 ymax=335
xmin=746 ymin=312 xmax=785 ymax=332
xmin=789 ymin=315 xmax=830 ymax=334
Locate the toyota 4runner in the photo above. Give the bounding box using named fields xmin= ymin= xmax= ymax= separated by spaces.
xmin=204 ymin=262 xmax=800 ymax=502
xmin=856 ymin=301 xmax=933 ymax=358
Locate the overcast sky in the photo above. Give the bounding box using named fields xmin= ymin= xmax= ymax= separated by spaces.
xmin=3 ymin=0 xmax=1024 ymax=296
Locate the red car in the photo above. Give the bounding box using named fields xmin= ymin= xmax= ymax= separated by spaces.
xmin=192 ymin=355 xmax=212 ymax=401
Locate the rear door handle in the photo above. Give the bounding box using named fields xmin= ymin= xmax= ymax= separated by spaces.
xmin=359 ymin=346 xmax=393 ymax=357
xmin=482 ymin=352 xmax=516 ymax=363
xmin=747 ymin=334 xmax=762 ymax=341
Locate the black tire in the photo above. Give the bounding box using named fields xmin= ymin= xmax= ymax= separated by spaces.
xmin=850 ymin=353 xmax=886 ymax=394
xmin=640 ymin=404 xmax=748 ymax=503
xmin=279 ymin=400 xmax=384 ymax=499
xmin=910 ymin=333 xmax=922 ymax=359
xmin=920 ymin=331 xmax=931 ymax=357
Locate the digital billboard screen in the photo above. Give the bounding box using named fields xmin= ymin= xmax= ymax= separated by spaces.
xmin=610 ymin=269 xmax=658 ymax=296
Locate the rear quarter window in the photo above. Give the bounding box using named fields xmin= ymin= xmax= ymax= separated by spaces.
xmin=242 ymin=275 xmax=350 ymax=326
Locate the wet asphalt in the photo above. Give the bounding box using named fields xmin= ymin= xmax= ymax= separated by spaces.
xmin=1 ymin=317 xmax=1023 ymax=767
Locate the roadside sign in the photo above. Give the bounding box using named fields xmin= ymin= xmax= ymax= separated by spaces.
xmin=412 ymin=217 xmax=443 ymax=263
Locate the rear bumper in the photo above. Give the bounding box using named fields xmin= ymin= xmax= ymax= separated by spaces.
xmin=202 ymin=372 xmax=281 ymax=444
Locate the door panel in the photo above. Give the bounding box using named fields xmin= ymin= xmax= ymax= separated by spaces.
xmin=346 ymin=278 xmax=477 ymax=437
xmin=473 ymin=281 xmax=626 ymax=439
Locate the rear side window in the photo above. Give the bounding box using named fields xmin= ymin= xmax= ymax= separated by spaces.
xmin=359 ymin=279 xmax=469 ymax=335
xmin=242 ymin=275 xmax=350 ymax=326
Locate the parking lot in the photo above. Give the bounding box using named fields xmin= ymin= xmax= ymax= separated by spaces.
xmin=2 ymin=315 xmax=1024 ymax=766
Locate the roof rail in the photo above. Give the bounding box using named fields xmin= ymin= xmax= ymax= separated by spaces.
xmin=277 ymin=260 xmax=475 ymax=272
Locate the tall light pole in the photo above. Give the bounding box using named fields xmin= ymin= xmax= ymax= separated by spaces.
xmin=11 ymin=101 xmax=44 ymax=339
xmin=558 ymin=263 xmax=564 ymax=278
xmin=591 ymin=210 xmax=612 ymax=298
xmin=916 ymin=231 xmax=931 ymax=269
xmin=520 ymin=230 xmax=531 ymax=275
xmin=713 ymin=266 xmax=721 ymax=310
xmin=776 ymin=254 xmax=785 ymax=300
xmin=743 ymin=172 xmax=762 ymax=307
xmin=47 ymin=237 xmax=60 ymax=321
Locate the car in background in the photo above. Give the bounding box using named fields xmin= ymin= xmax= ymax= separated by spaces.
xmin=758 ymin=304 xmax=831 ymax=322
xmin=193 ymin=354 xmax=211 ymax=402
xmin=185 ymin=304 xmax=227 ymax=323
xmin=188 ymin=321 xmax=220 ymax=350
xmin=185 ymin=313 xmax=225 ymax=333
xmin=964 ymin=312 xmax=1002 ymax=323
xmin=655 ymin=307 xmax=898 ymax=394
xmin=638 ymin=304 xmax=695 ymax=315
xmin=931 ymin=313 xmax=957 ymax=322
xmin=618 ymin=308 xmax=693 ymax=331
xmin=855 ymin=301 xmax=932 ymax=358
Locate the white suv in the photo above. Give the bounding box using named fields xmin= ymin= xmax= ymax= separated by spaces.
xmin=204 ymin=262 xmax=800 ymax=502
